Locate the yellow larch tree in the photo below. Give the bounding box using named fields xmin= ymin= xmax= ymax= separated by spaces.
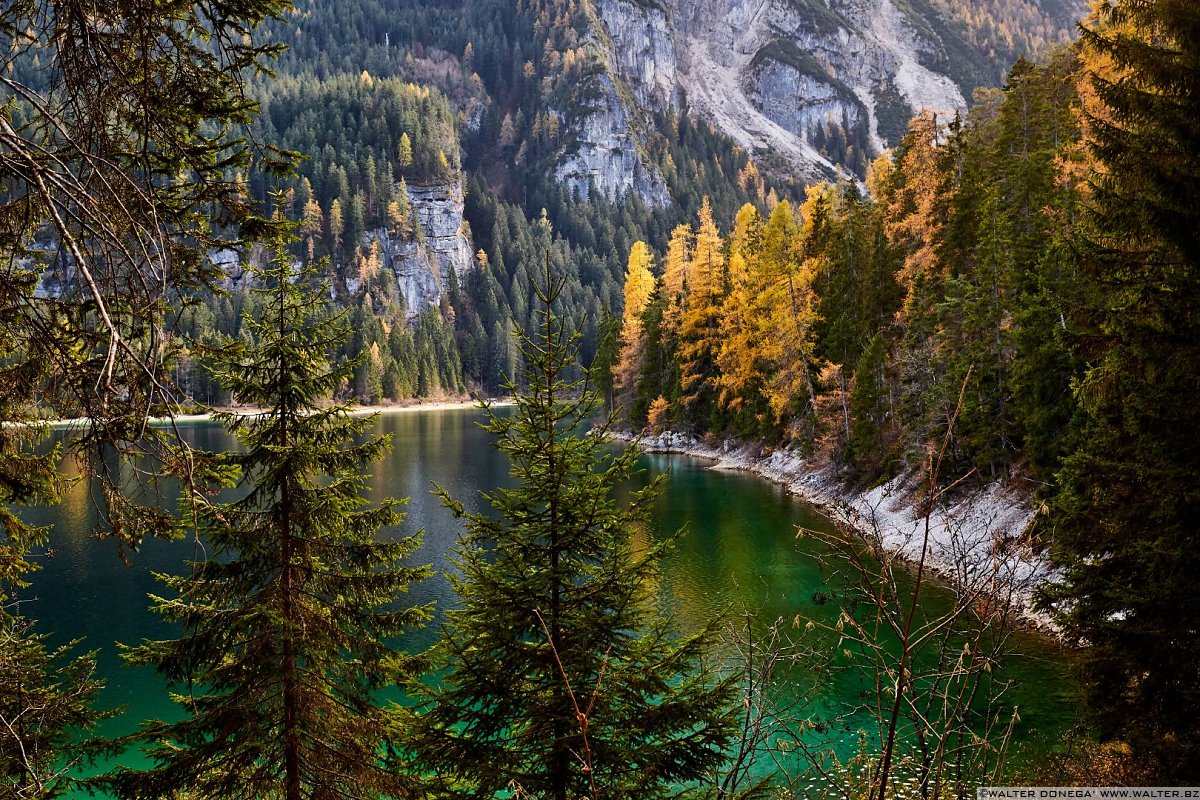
xmin=614 ymin=241 xmax=657 ymax=416
xmin=679 ymin=197 xmax=727 ymax=416
xmin=660 ymin=223 xmax=693 ymax=340
xmin=881 ymin=111 xmax=952 ymax=327
xmin=328 ymin=197 xmax=345 ymax=252
xmin=301 ymin=179 xmax=324 ymax=262
xmin=716 ymin=204 xmax=766 ymax=416
xmin=756 ymin=199 xmax=821 ymax=424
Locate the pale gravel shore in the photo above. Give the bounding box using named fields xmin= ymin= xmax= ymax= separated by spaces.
xmin=613 ymin=429 xmax=1059 ymax=635
xmin=40 ymin=398 xmax=514 ymax=430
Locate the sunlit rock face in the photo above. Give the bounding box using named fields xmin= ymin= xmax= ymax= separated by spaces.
xmin=587 ymin=0 xmax=1077 ymax=182
xmin=596 ymin=0 xmax=681 ymax=112
xmin=554 ymin=73 xmax=672 ymax=208
xmin=618 ymin=0 xmax=965 ymax=180
xmin=371 ymin=182 xmax=472 ymax=318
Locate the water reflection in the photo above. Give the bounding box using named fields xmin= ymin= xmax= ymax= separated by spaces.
xmin=20 ymin=407 xmax=1076 ymax=785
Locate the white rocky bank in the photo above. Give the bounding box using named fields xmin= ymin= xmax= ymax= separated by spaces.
xmin=624 ymin=430 xmax=1058 ymax=632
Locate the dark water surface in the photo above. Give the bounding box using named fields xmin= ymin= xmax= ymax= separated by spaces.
xmin=21 ymin=407 xmax=1078 ymax=789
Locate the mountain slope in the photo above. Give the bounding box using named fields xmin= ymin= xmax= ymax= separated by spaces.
xmin=588 ymin=0 xmax=1085 ymax=183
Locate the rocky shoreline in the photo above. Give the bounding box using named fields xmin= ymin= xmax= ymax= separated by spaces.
xmin=616 ymin=429 xmax=1059 ymax=635
xmin=42 ymin=397 xmax=513 ymax=430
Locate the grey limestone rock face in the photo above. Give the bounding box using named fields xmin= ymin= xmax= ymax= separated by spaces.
xmin=588 ymin=0 xmax=979 ymax=181
xmin=554 ymin=73 xmax=672 ymax=208
xmin=669 ymin=0 xmax=966 ymax=177
xmin=558 ymin=0 xmax=1075 ymax=195
xmin=596 ymin=0 xmax=681 ymax=111
xmin=372 ymin=230 xmax=441 ymax=319
xmin=409 ymin=183 xmax=473 ymax=282
xmin=747 ymin=57 xmax=865 ymax=148
xmin=369 ymin=182 xmax=473 ymax=319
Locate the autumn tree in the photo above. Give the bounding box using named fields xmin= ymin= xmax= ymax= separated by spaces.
xmin=759 ymin=197 xmax=821 ymax=426
xmin=397 ymin=132 xmax=414 ymax=170
xmin=300 ymin=178 xmax=324 ymax=261
xmin=660 ymin=222 xmax=694 ymax=340
xmin=716 ymin=204 xmax=769 ymax=432
xmin=1042 ymin=0 xmax=1200 ymax=778
xmin=328 ymin=197 xmax=345 ymax=252
xmin=388 ymin=178 xmax=413 ymax=236
xmin=632 ymin=223 xmax=693 ymax=424
xmin=882 ymin=112 xmax=952 ymax=334
xmin=614 ymin=241 xmax=656 ymax=419
xmin=678 ymin=198 xmax=727 ymax=426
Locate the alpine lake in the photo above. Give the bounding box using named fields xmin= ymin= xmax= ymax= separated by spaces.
xmin=21 ymin=406 xmax=1079 ymax=791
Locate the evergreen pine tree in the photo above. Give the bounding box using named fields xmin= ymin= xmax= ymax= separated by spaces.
xmin=403 ymin=256 xmax=738 ymax=799
xmin=0 ymin=392 xmax=113 ymax=796
xmin=0 ymin=614 xmax=112 ymax=799
xmin=1042 ymin=0 xmax=1200 ymax=777
xmin=108 ymin=221 xmax=431 ymax=799
xmin=847 ymin=332 xmax=891 ymax=483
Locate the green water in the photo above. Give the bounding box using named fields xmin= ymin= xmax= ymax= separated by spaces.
xmin=20 ymin=407 xmax=1078 ymax=789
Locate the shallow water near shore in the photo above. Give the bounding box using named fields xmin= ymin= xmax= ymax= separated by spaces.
xmin=20 ymin=406 xmax=1079 ymax=789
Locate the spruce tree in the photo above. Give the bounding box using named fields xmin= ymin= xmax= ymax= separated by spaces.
xmin=848 ymin=332 xmax=890 ymax=482
xmin=0 ymin=615 xmax=111 ymax=799
xmin=403 ymin=257 xmax=738 ymax=799
xmin=1041 ymin=0 xmax=1200 ymax=778
xmin=1 ymin=375 xmax=113 ymax=796
xmin=108 ymin=224 xmax=431 ymax=799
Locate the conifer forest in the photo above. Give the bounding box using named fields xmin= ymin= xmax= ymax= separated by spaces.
xmin=2 ymin=0 xmax=1199 ymax=796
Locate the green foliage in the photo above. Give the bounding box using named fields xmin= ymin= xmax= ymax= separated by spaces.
xmin=255 ymin=73 xmax=461 ymax=256
xmin=610 ymin=45 xmax=1091 ymax=486
xmin=1040 ymin=0 xmax=1200 ymax=778
xmin=0 ymin=0 xmax=292 ymax=421
xmin=0 ymin=619 xmax=114 ymax=799
xmin=871 ymin=78 xmax=914 ymax=148
xmin=631 ymin=286 xmax=675 ymax=427
xmin=590 ymin=306 xmax=622 ymax=412
xmin=847 ymin=332 xmax=892 ymax=482
xmin=1 ymin=0 xmax=303 ymax=781
xmin=813 ymin=184 xmax=903 ymax=375
xmin=404 ymin=258 xmax=738 ymax=798
xmin=891 ymin=0 xmax=1082 ymax=94
xmin=107 ymin=227 xmax=431 ymax=799
xmin=0 ymin=396 xmax=114 ymax=798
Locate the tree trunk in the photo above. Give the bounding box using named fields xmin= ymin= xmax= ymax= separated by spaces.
xmin=278 ymin=279 xmax=302 ymax=800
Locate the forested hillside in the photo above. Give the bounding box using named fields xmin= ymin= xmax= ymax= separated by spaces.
xmin=6 ymin=0 xmax=1199 ymax=788
xmin=3 ymin=0 xmax=1076 ymax=415
xmin=166 ymin=0 xmax=803 ymax=407
xmin=610 ymin=3 xmax=1200 ymax=775
xmin=614 ymin=50 xmax=1081 ymax=487
xmin=3 ymin=0 xmax=1087 ymax=414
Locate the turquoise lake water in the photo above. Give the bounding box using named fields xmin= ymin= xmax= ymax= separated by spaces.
xmin=19 ymin=407 xmax=1079 ymax=791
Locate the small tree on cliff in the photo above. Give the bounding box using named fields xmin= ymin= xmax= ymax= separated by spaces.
xmin=403 ymin=256 xmax=739 ymax=799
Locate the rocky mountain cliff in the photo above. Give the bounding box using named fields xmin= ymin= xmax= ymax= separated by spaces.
xmin=367 ymin=183 xmax=474 ymax=317
xmin=566 ymin=0 xmax=1082 ymax=194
